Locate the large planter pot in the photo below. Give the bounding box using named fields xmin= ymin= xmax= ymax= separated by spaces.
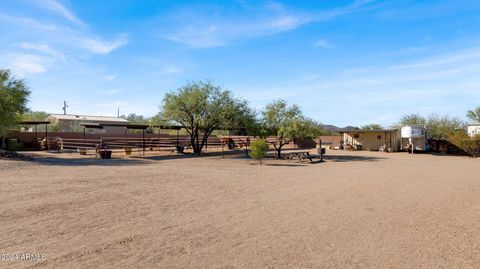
xmin=176 ymin=146 xmax=185 ymax=154
xmin=98 ymin=150 xmax=112 ymax=159
xmin=124 ymin=147 xmax=132 ymax=155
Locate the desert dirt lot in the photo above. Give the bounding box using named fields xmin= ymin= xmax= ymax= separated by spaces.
xmin=1 ymin=150 xmax=480 ymax=268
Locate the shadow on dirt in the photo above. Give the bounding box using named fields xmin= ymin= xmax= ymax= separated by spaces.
xmin=323 ymin=154 xmax=386 ymax=162
xmin=22 ymin=149 xmax=251 ymax=166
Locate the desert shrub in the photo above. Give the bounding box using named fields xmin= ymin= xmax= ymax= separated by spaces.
xmin=7 ymin=139 xmax=23 ymax=151
xmin=448 ymin=131 xmax=480 ymax=157
xmin=249 ymin=139 xmax=268 ymax=163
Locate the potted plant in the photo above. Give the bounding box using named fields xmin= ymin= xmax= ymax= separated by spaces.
xmin=175 ymin=145 xmax=184 ymax=153
xmin=78 ymin=147 xmax=87 ymax=155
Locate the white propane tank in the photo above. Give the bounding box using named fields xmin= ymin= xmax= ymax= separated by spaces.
xmin=401 ymin=126 xmax=425 ymax=138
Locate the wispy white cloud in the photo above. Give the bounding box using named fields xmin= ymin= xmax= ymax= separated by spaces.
xmin=375 ymin=46 xmax=431 ymax=58
xmin=97 ymin=101 xmax=129 ymax=109
xmin=7 ymin=42 xmax=66 ymax=75
xmin=0 ymin=12 xmax=56 ymax=30
xmin=32 ymin=0 xmax=84 ymax=26
xmin=161 ymin=66 xmax=182 ymax=74
xmin=164 ymin=14 xmax=308 ymax=48
xmin=103 ymin=75 xmax=116 ymax=81
xmin=313 ymin=39 xmax=333 ymax=48
xmin=377 ymin=0 xmax=480 ymax=21
xmin=5 ymin=53 xmax=50 ymax=76
xmin=4 ymin=1 xmax=128 ymax=55
xmin=269 ymin=15 xmax=304 ymax=31
xmin=76 ymin=34 xmax=128 ymax=54
xmin=0 ymin=1 xmax=128 ymax=78
xmin=165 ymin=25 xmax=224 ymax=48
xmin=234 ymin=45 xmax=480 ymax=126
xmin=100 ymin=89 xmax=123 ymax=96
xmin=395 ymin=48 xmax=480 ymax=69
xmin=312 ymin=0 xmax=376 ymax=21
xmin=161 ymin=0 xmax=378 ymax=48
xmin=17 ymin=42 xmax=65 ymax=61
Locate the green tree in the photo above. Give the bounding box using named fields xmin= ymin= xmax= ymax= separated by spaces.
xmin=161 ymin=81 xmax=254 ymax=154
xmin=396 ymin=113 xmax=464 ymax=140
xmin=124 ymin=113 xmax=148 ymax=124
xmin=467 ymin=106 xmax=480 ymax=124
xmin=361 ymin=124 xmax=383 ymax=130
xmin=427 ymin=114 xmax=464 ymax=140
xmin=261 ymin=99 xmax=322 ymax=158
xmin=148 ymin=113 xmax=167 ymax=126
xmin=120 ymin=113 xmax=151 ymax=133
xmin=394 ymin=113 xmax=426 ymax=128
xmin=22 ymin=111 xmax=48 ymax=121
xmin=249 ymin=139 xmax=268 ymax=163
xmin=18 ymin=111 xmax=50 ymax=132
xmin=0 ymin=69 xmax=30 ymax=138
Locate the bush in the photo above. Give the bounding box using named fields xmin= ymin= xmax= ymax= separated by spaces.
xmin=427 ymin=114 xmax=465 ymax=140
xmin=448 ymin=131 xmax=480 ymax=157
xmin=7 ymin=139 xmax=23 ymax=151
xmin=249 ymin=139 xmax=268 ymax=163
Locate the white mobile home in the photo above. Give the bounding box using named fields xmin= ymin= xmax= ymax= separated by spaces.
xmin=45 ymin=114 xmax=129 ymax=133
xmin=342 ymin=129 xmax=401 ymax=152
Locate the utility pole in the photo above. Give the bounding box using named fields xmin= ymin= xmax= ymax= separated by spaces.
xmin=62 ymin=101 xmax=68 ymax=115
xmin=117 ymin=107 xmax=120 ymax=118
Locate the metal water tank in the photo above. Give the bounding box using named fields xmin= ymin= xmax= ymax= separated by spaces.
xmin=401 ymin=126 xmax=425 ymax=138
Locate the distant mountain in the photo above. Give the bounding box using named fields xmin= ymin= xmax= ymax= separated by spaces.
xmin=321 ymin=125 xmax=359 ymax=132
xmin=342 ymin=126 xmax=360 ymax=131
xmin=321 ymin=125 xmax=338 ymax=131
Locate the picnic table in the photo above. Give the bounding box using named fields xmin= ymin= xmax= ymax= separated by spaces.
xmin=286 ymin=149 xmax=324 ymax=163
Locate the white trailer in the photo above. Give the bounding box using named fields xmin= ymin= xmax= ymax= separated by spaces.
xmin=467 ymin=125 xmax=480 ymax=137
xmin=401 ymin=126 xmax=429 ymax=153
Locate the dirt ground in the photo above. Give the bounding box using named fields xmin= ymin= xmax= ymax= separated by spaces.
xmin=1 ymin=150 xmax=480 ymax=268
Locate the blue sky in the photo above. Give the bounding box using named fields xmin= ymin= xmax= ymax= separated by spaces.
xmin=1 ymin=0 xmax=479 ymax=127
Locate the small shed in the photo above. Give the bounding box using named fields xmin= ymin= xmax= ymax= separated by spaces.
xmin=341 ymin=129 xmax=401 ymax=152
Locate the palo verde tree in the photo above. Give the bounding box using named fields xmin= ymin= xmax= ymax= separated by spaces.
xmin=261 ymin=99 xmax=323 ymax=158
xmin=161 ymin=81 xmax=255 ymax=155
xmin=0 ymin=69 xmax=30 ymax=139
